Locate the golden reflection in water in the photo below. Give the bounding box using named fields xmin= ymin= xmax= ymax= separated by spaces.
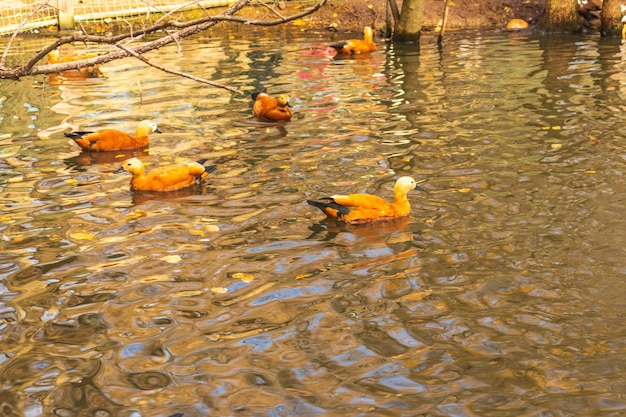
xmin=2 ymin=31 xmax=626 ymax=416
xmin=65 ymin=148 xmax=151 ymax=167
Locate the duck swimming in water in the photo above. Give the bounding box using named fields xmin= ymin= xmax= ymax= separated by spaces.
xmin=252 ymin=89 xmax=292 ymax=122
xmin=115 ymin=157 xmax=216 ymax=192
xmin=307 ymin=176 xmax=422 ymax=223
xmin=65 ymin=120 xmax=160 ymax=152
xmin=330 ymin=26 xmax=377 ymax=55
xmin=47 ymin=48 xmax=103 ymax=78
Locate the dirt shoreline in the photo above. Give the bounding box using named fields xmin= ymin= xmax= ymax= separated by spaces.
xmin=302 ymin=0 xmax=546 ymax=33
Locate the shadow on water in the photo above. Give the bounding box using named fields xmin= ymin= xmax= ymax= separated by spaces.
xmin=307 ymin=216 xmax=412 ymax=242
xmin=1 ymin=29 xmax=626 ymax=416
xmin=63 ymin=148 xmax=151 ymax=168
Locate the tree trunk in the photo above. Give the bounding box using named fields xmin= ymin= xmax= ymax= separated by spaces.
xmin=601 ymin=0 xmax=623 ymax=37
xmin=540 ymin=0 xmax=581 ymax=32
xmin=393 ymin=0 xmax=423 ymax=42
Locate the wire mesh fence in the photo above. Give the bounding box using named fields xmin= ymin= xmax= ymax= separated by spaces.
xmin=0 ymin=0 xmax=233 ymax=36
xmin=0 ymin=0 xmax=58 ymax=35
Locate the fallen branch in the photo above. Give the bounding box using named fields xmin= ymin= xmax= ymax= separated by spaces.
xmin=115 ymin=43 xmax=242 ymax=94
xmin=0 ymin=0 xmax=52 ymax=68
xmin=0 ymin=0 xmax=328 ymax=88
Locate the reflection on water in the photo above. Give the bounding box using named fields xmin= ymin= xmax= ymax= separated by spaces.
xmin=2 ymin=29 xmax=626 ymax=416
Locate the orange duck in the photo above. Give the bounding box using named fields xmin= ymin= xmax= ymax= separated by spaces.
xmin=115 ymin=157 xmax=216 ymax=192
xmin=307 ymin=176 xmax=422 ymax=223
xmin=65 ymin=120 xmax=160 ymax=152
xmin=47 ymin=49 xmax=103 ymax=78
xmin=330 ymin=26 xmax=376 ymax=55
xmin=252 ymin=89 xmax=292 ymax=122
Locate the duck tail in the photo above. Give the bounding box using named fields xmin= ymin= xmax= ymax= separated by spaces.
xmin=307 ymin=198 xmax=350 ymax=218
xmin=64 ymin=131 xmax=91 ymax=140
xmin=330 ymin=42 xmax=348 ymax=51
xmin=196 ymin=163 xmax=216 ymax=181
xmin=251 ymin=87 xmax=268 ymax=101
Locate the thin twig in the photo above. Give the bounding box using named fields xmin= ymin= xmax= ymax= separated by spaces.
xmin=438 ymin=0 xmax=451 ymax=43
xmin=155 ymin=0 xmax=211 ymax=25
xmin=1 ymin=0 xmax=328 ymax=82
xmin=115 ymin=43 xmax=242 ymax=94
xmin=0 ymin=0 xmax=52 ymax=67
xmin=257 ymin=0 xmax=287 ymax=20
xmin=137 ymin=80 xmax=143 ymax=105
xmin=166 ymin=30 xmax=183 ymax=53
xmin=123 ymin=20 xmax=136 ymax=42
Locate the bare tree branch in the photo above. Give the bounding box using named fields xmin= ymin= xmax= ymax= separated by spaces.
xmin=0 ymin=0 xmax=328 ymax=87
xmin=256 ymin=0 xmax=287 ymax=20
xmin=114 ymin=42 xmax=242 ymax=94
xmin=155 ymin=0 xmax=213 ymax=25
xmin=0 ymin=0 xmax=52 ymax=68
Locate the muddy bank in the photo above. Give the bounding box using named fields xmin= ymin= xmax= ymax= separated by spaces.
xmin=303 ymin=0 xmax=546 ymax=33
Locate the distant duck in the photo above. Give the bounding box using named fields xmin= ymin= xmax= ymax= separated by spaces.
xmin=307 ymin=176 xmax=422 ymax=223
xmin=115 ymin=157 xmax=216 ymax=192
xmin=47 ymin=48 xmax=102 ymax=78
xmin=252 ymin=89 xmax=292 ymax=122
xmin=505 ymin=19 xmax=529 ymax=30
xmin=65 ymin=120 xmax=160 ymax=152
xmin=330 ymin=26 xmax=376 ymax=55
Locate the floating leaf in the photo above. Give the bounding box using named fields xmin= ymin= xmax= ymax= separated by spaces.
xmin=126 ymin=210 xmax=147 ymax=220
xmin=64 ymin=179 xmax=78 ymax=184
xmin=550 ymin=143 xmax=562 ymax=149
xmin=161 ymin=255 xmax=182 ymax=264
xmin=457 ymin=188 xmax=471 ymax=193
xmin=291 ymin=19 xmax=305 ymax=26
xmin=232 ymin=272 xmax=254 ymax=283
xmin=585 ymin=170 xmax=596 ymax=174
xmin=232 ymin=208 xmax=265 ymax=223
xmin=176 ymin=290 xmax=205 ymax=297
xmin=138 ymin=275 xmax=171 ymax=283
xmin=204 ymin=225 xmax=220 ymax=232
xmin=0 ymin=145 xmax=20 ymax=159
xmin=69 ymin=232 xmax=95 ymax=240
xmin=211 ymin=287 xmax=228 ymax=293
xmin=401 ymin=289 xmax=433 ymax=301
xmin=296 ymin=273 xmax=312 ymax=280
xmin=189 ymin=229 xmax=204 ymax=237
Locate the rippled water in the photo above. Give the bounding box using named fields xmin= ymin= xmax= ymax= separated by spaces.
xmin=2 ymin=28 xmax=626 ymax=416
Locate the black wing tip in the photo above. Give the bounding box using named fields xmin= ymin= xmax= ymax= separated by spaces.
xmin=196 ymin=159 xmax=216 ymax=173
xmin=330 ymin=42 xmax=348 ymax=50
xmin=195 ymin=164 xmax=216 ymax=181
xmin=251 ymin=87 xmax=268 ymax=101
xmin=64 ymin=131 xmax=92 ymax=140
xmin=307 ymin=199 xmax=350 ymax=215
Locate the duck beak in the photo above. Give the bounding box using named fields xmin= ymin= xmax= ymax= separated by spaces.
xmin=155 ymin=128 xmax=162 ymax=134
xmin=114 ymin=166 xmax=125 ymax=174
xmin=415 ymin=185 xmax=425 ymax=191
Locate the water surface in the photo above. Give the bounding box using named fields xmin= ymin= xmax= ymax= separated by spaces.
xmin=1 ymin=29 xmax=626 ymax=416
